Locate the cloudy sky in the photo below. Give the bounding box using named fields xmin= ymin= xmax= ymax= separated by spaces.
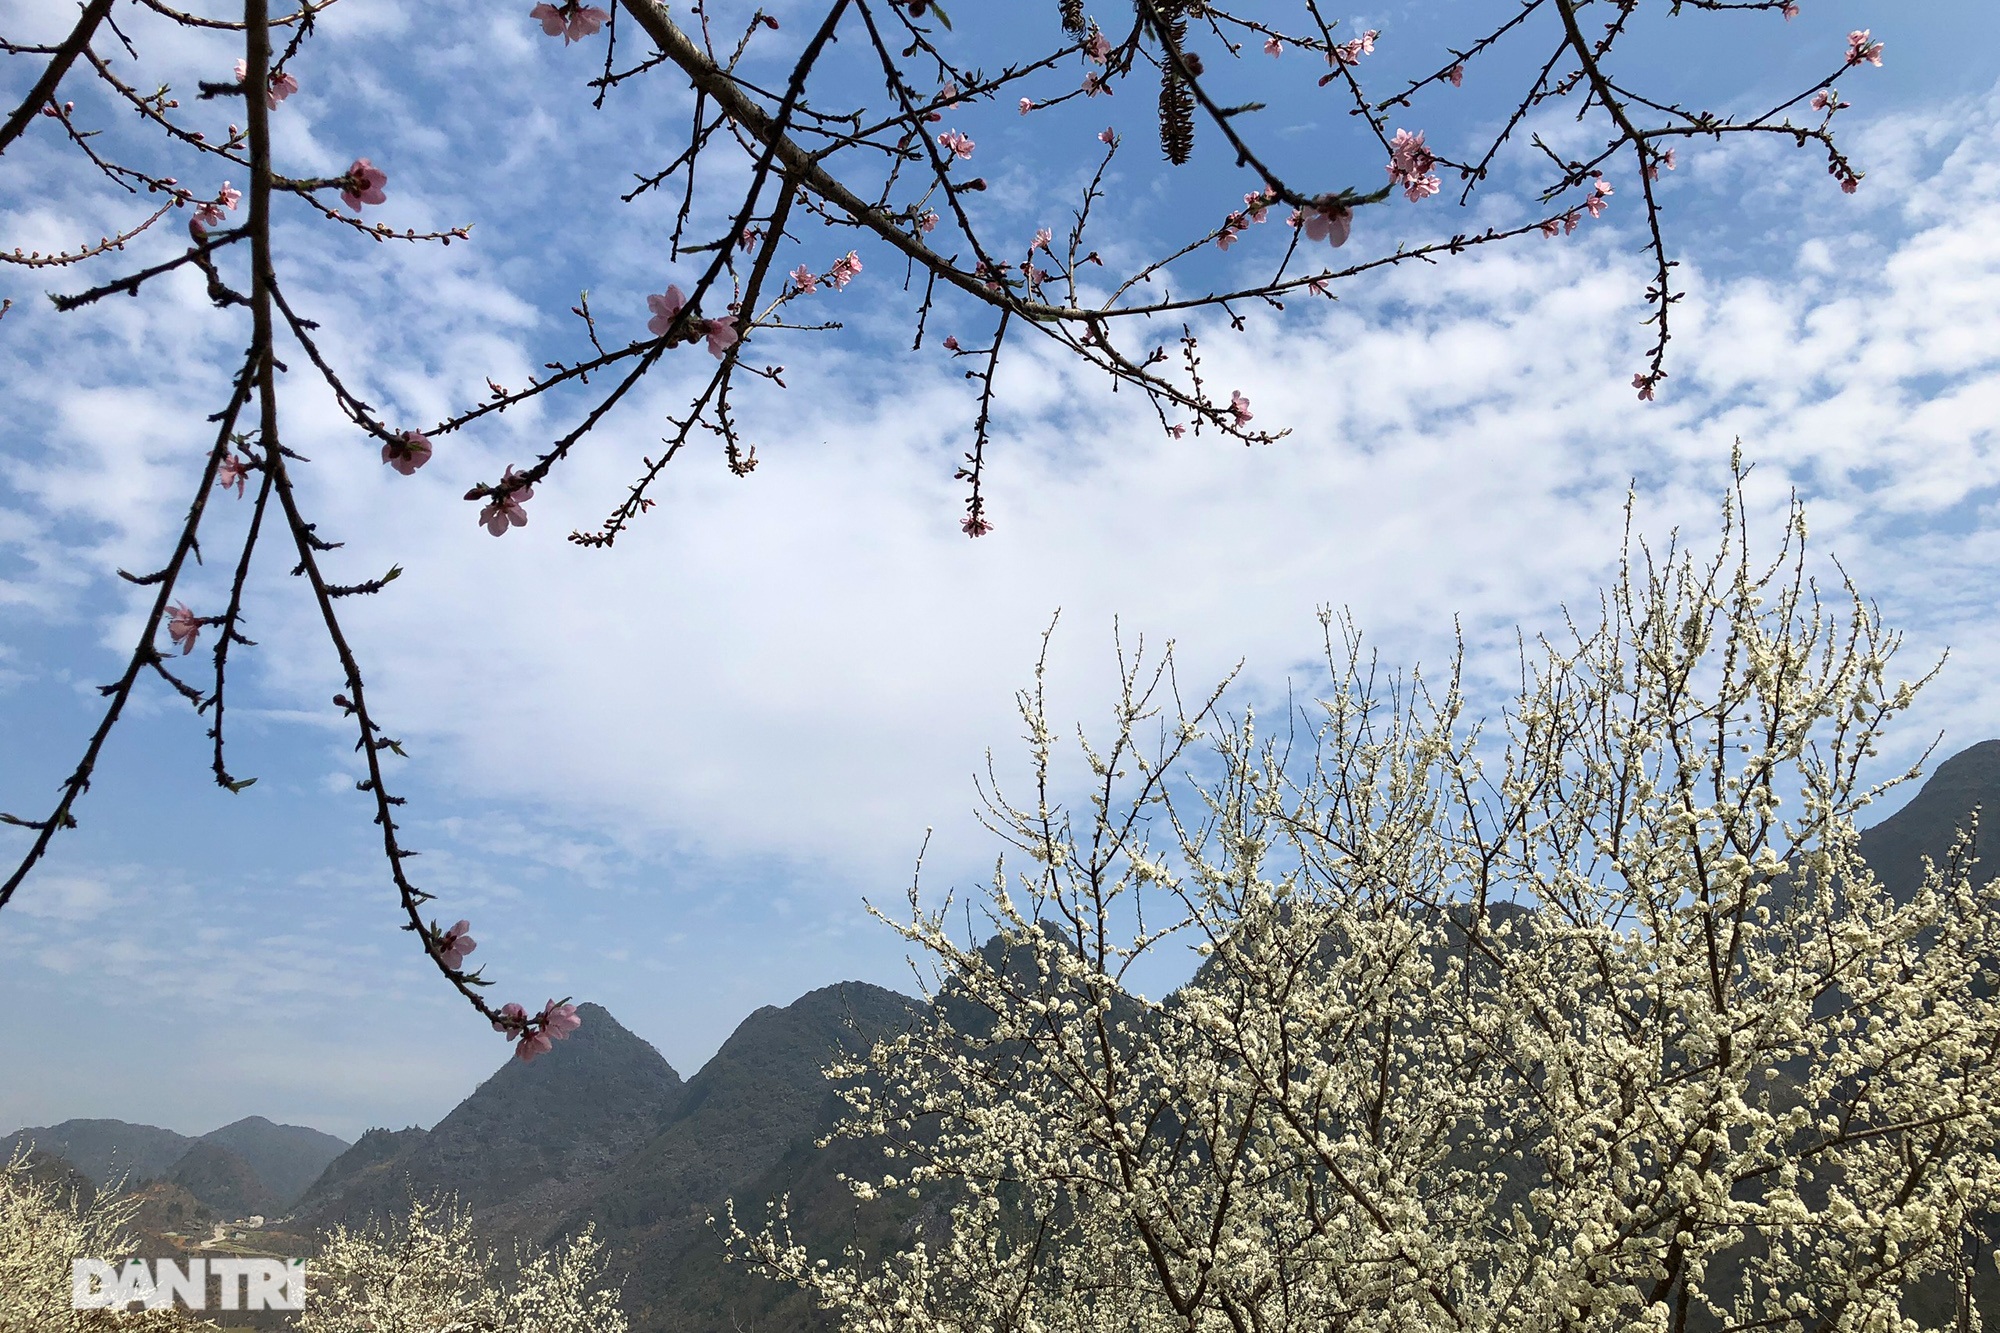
xmin=3 ymin=0 xmax=1999 ymax=1144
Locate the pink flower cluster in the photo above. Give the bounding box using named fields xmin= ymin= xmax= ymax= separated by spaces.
xmin=1318 ymin=29 xmax=1377 ymax=85
xmin=1229 ymin=391 xmax=1253 ymax=426
xmin=478 ymin=466 xmax=534 ymax=536
xmin=190 ymin=181 xmax=241 ymax=237
xmin=341 ymin=159 xmax=387 ymax=212
xmin=493 ymin=998 xmax=582 ymax=1062
xmin=1387 ymin=129 xmax=1440 ymax=202
xmin=790 ymin=251 xmax=862 ymax=295
xmin=1645 ymin=147 xmax=1677 ymax=181
xmin=1844 ymin=29 xmax=1883 ymax=67
xmin=435 ymin=919 xmax=477 ymax=970
xmin=1538 ymin=178 xmax=1613 ymax=236
xmin=531 ymin=2 xmax=610 ymax=43
xmin=383 ymin=430 xmax=433 ymax=476
xmin=646 ymin=284 xmax=740 ymax=357
xmin=233 ymin=59 xmax=300 ymax=109
xmin=937 ymin=129 xmax=975 ymax=160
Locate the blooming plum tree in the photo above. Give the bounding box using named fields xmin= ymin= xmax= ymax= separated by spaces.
xmin=727 ymin=474 xmax=2000 ymax=1332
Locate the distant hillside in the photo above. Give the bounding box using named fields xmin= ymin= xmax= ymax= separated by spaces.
xmin=1860 ymin=739 xmax=2000 ymax=900
xmin=167 ymin=1140 xmax=278 ymax=1220
xmin=200 ymin=1116 xmax=348 ymax=1208
xmin=0 ymin=1118 xmax=195 ymax=1186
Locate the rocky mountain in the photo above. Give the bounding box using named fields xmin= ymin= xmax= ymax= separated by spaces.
xmin=292 ymin=1001 xmax=687 ymax=1232
xmin=289 ymin=983 xmax=922 ymax=1333
xmin=200 ymin=1116 xmax=348 ymax=1208
xmin=570 ymin=982 xmax=922 ymax=1333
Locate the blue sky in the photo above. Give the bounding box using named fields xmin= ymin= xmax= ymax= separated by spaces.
xmin=4 ymin=0 xmax=2000 ymax=1143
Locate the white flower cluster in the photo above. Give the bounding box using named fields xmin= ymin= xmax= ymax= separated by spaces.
xmin=726 ymin=480 xmax=2000 ymax=1333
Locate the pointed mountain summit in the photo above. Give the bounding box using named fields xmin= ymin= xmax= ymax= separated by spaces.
xmin=577 ymin=981 xmax=921 ymax=1333
xmin=198 ymin=1115 xmax=348 ymax=1208
xmin=292 ymin=1001 xmax=684 ymax=1230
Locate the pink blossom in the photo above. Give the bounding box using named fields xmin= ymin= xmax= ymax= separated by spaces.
xmin=166 ymin=602 xmax=200 ymax=655
xmin=1098 ymin=127 xmax=1117 ymax=146
xmin=1020 ymin=97 xmax=1034 ymax=115
xmin=1264 ymin=35 xmax=1282 ymax=57
xmin=437 ymin=920 xmax=477 ymax=970
xmin=1243 ymin=190 xmax=1273 ymax=224
xmin=565 ymin=5 xmax=609 ymax=40
xmin=647 ymin=285 xmax=686 ymax=337
xmin=943 ymin=335 xmax=960 ymax=351
xmin=937 ymin=129 xmax=975 ymax=159
xmin=1632 ymin=373 xmax=1655 ymax=402
xmin=531 ymin=3 xmax=609 ymax=43
xmin=705 ymin=317 xmax=739 ymax=359
xmin=1168 ymin=424 xmax=1186 ymax=438
xmin=961 ymin=514 xmax=992 ymax=537
xmin=1446 ymin=63 xmax=1464 ymax=88
xmin=1840 ymin=173 xmax=1859 ymax=194
xmin=234 ymin=58 xmax=246 ymax=81
xmin=515 ymin=1029 xmax=554 ymax=1062
xmin=1301 ymin=200 xmax=1352 ymax=247
xmin=917 ymin=211 xmax=939 ymax=234
xmin=829 ymin=250 xmax=863 ymax=288
xmin=1332 ymin=30 xmax=1378 ymax=66
xmin=539 ymin=999 xmax=581 ymax=1039
xmin=1216 ymin=220 xmax=1242 ymax=251
xmin=1647 ymin=147 xmax=1677 ymax=179
xmin=1033 ymin=227 xmax=1053 ymax=251
xmin=493 ymin=1001 xmax=528 ymax=1032
xmin=1081 ymin=72 xmax=1109 ymax=97
xmin=382 ymin=429 xmax=433 ymax=476
xmin=340 ymin=158 xmax=387 ymax=212
xmin=1307 ymin=277 xmax=1330 ymax=297
xmin=1084 ymin=30 xmax=1112 ymax=62
xmin=738 ymin=227 xmax=762 ymax=253
xmin=1228 ymin=391 xmax=1252 ymax=425
xmin=1844 ymin=29 xmax=1882 ymax=67
xmin=267 ymin=70 xmax=299 ymax=107
xmin=1387 ymin=129 xmax=1441 ymax=202
xmin=1782 ymin=3 xmax=1799 ymax=18
xmin=1539 ymin=218 xmax=1561 ymax=238
xmin=1563 ymin=209 xmax=1581 ymax=234
xmin=790 ymin=265 xmax=818 ymax=294
xmin=478 ymin=467 xmax=533 ymax=536
xmin=1584 ymin=178 xmax=1612 ymax=218
xmin=193 ymin=201 xmax=227 ymax=231
xmin=216 ymin=453 xmax=250 ymax=497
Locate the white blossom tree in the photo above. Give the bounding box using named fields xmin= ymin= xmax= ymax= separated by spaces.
xmin=0 ymin=1149 xmax=204 ymax=1333
xmin=730 ymin=473 xmax=2000 ymax=1332
xmin=303 ymin=1198 xmax=630 ymax=1333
